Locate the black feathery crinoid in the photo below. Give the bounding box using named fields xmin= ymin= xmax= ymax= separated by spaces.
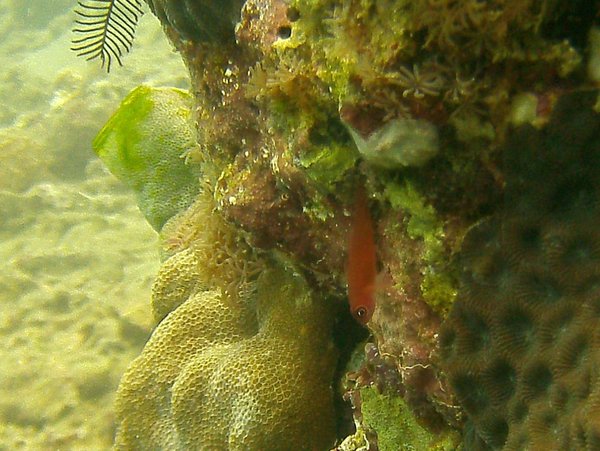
xmin=71 ymin=0 xmax=144 ymax=72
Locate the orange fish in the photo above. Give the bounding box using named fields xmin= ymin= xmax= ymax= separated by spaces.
xmin=347 ymin=183 xmax=377 ymax=325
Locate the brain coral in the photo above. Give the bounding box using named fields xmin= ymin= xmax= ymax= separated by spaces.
xmin=440 ymin=90 xmax=600 ymax=450
xmin=93 ymin=85 xmax=201 ymax=231
xmin=114 ymin=262 xmax=338 ymax=450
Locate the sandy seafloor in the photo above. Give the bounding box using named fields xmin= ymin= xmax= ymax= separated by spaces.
xmin=0 ymin=1 xmax=189 ymax=448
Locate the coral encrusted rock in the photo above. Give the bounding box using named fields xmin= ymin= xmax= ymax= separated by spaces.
xmin=440 ymin=90 xmax=600 ymax=450
xmin=114 ymin=262 xmax=338 ymax=450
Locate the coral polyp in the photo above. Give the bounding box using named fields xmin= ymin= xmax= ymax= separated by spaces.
xmin=390 ymin=63 xmax=447 ymax=100
xmin=152 ymin=188 xmax=262 ymax=323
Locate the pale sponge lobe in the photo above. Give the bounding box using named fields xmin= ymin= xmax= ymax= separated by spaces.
xmin=93 ymin=85 xmax=200 ymax=231
xmin=114 ymin=263 xmax=338 ymax=450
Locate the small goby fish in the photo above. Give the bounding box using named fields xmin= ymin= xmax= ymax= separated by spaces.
xmin=347 ymin=183 xmax=377 ymax=325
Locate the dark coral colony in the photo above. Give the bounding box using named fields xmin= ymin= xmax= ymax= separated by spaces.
xmin=73 ymin=0 xmax=600 ymax=449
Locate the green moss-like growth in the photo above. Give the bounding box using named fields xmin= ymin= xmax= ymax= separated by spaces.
xmin=385 ymin=180 xmax=456 ymax=316
xmin=289 ymin=0 xmax=416 ymax=101
xmin=254 ymin=69 xmax=358 ymax=196
xmin=93 ymin=85 xmax=200 ymax=231
xmin=360 ymin=387 xmax=459 ymax=450
xmin=298 ymin=139 xmax=357 ymax=191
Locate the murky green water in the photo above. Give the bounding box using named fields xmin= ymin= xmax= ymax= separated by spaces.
xmin=0 ymin=1 xmax=188 ymax=448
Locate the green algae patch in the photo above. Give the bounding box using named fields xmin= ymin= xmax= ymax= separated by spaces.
xmin=385 ymin=180 xmax=456 ymax=316
xmin=385 ymin=181 xmax=441 ymax=242
xmin=360 ymin=387 xmax=458 ymax=451
xmin=93 ymin=85 xmax=201 ymax=231
xmin=289 ymin=0 xmax=414 ymax=101
xmin=299 ymin=140 xmax=357 ymax=191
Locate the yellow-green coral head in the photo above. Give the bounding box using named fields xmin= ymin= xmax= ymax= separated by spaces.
xmin=115 ymin=262 xmax=338 ymax=450
xmin=93 ymin=85 xmax=201 ymax=231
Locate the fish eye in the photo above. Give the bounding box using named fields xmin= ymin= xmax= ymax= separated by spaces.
xmin=355 ymin=306 xmax=367 ymax=318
